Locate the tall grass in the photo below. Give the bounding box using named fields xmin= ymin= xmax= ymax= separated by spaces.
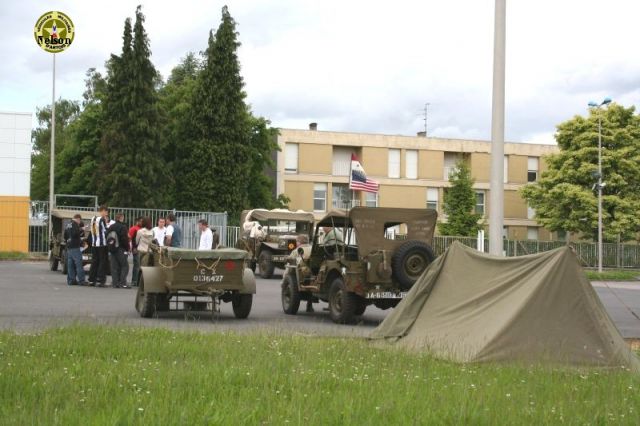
xmin=0 ymin=326 xmax=638 ymax=425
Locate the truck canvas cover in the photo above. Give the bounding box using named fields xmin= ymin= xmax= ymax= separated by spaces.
xmin=370 ymin=242 xmax=640 ymax=371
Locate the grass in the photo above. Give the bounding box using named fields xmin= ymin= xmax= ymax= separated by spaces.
xmin=585 ymin=269 xmax=640 ymax=281
xmin=0 ymin=326 xmax=639 ymax=425
xmin=0 ymin=252 xmax=30 ymax=260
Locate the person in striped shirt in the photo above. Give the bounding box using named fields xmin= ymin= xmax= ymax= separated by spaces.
xmin=88 ymin=205 xmax=110 ymax=287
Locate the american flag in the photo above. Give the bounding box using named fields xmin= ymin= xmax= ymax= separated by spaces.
xmin=349 ymin=154 xmax=379 ymax=193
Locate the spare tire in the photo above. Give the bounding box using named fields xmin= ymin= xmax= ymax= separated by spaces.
xmin=391 ymin=240 xmax=435 ymax=290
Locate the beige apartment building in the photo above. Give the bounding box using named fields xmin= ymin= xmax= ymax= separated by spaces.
xmin=275 ymin=124 xmax=560 ymax=240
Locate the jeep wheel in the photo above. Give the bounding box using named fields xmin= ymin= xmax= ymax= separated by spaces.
xmin=60 ymin=249 xmax=68 ymax=275
xmin=281 ymin=274 xmax=301 ymax=315
xmin=49 ymin=251 xmax=59 ymax=271
xmin=135 ymin=275 xmax=157 ymax=318
xmin=392 ymin=241 xmax=435 ymax=290
xmin=258 ymin=251 xmax=275 ymax=279
xmin=232 ymin=294 xmax=253 ymax=319
xmin=354 ymin=301 xmax=367 ymax=316
xmin=328 ymin=277 xmax=358 ymax=324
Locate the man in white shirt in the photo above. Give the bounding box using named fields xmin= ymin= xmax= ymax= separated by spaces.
xmin=153 ymin=217 xmax=167 ymax=247
xmin=198 ymin=219 xmax=213 ymax=250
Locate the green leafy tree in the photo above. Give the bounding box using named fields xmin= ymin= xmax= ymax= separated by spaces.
xmin=30 ymin=99 xmax=80 ymax=200
xmin=521 ymin=104 xmax=640 ymax=241
xmin=439 ymin=161 xmax=482 ymax=236
xmin=99 ymin=6 xmax=166 ymax=207
xmin=246 ymin=116 xmax=279 ymax=208
xmin=175 ymin=6 xmax=251 ymax=217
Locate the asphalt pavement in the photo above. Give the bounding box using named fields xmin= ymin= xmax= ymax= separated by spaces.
xmin=1 ymin=261 xmax=639 ymax=338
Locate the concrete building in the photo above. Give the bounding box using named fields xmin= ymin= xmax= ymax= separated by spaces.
xmin=275 ymin=125 xmax=560 ymax=240
xmin=0 ymin=112 xmax=32 ymax=252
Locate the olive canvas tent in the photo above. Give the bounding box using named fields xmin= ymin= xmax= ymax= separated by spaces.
xmin=370 ymin=242 xmax=640 ymax=371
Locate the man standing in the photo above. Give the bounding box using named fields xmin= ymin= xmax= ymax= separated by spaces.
xmin=128 ymin=216 xmax=143 ymax=287
xmin=153 ymin=217 xmax=167 ymax=247
xmin=64 ymin=214 xmax=87 ymax=286
xmin=165 ymin=213 xmax=182 ymax=248
xmin=198 ymin=219 xmax=213 ymax=250
xmin=88 ymin=205 xmax=109 ymax=287
xmin=107 ymin=213 xmax=130 ymax=289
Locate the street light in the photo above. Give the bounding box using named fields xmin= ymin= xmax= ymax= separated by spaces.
xmin=588 ymin=97 xmax=611 ymax=272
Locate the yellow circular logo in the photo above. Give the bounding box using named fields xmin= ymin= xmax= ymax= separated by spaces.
xmin=34 ymin=11 xmax=74 ymax=53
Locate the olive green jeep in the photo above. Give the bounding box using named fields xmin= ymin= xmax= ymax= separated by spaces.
xmin=236 ymin=209 xmax=314 ymax=279
xmin=281 ymin=207 xmax=437 ymax=323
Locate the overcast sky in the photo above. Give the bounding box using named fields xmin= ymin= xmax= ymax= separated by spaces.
xmin=3 ymin=0 xmax=639 ymax=144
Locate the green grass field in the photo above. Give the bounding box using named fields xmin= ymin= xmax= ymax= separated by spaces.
xmin=0 ymin=326 xmax=639 ymax=425
xmin=585 ymin=269 xmax=640 ymax=281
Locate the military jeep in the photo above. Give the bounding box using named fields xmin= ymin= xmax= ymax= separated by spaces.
xmin=48 ymin=209 xmax=95 ymax=275
xmin=236 ymin=209 xmax=314 ymax=279
xmin=135 ymin=246 xmax=256 ymax=319
xmin=281 ymin=207 xmax=437 ymax=323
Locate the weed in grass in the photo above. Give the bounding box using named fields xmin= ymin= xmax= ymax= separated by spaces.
xmin=0 ymin=326 xmax=639 ymax=425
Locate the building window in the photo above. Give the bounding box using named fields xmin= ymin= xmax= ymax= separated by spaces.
xmin=285 ymin=143 xmax=298 ymax=174
xmin=313 ymin=183 xmax=327 ymax=212
xmin=475 ymin=191 xmax=485 ymax=215
xmin=443 ymin=152 xmax=461 ymax=180
xmin=527 ymin=227 xmax=539 ymax=240
xmin=332 ymin=146 xmax=355 ymax=176
xmin=528 ymin=157 xmax=539 ymax=182
xmin=365 ymin=192 xmax=378 ymax=207
xmin=426 ymin=188 xmax=438 ymax=211
xmin=527 ymin=204 xmax=535 ymax=219
xmin=332 ymin=183 xmax=354 ymax=209
xmin=504 ymin=155 xmax=509 ymax=183
xmin=405 ymin=150 xmax=418 ymax=179
xmin=388 ymin=149 xmax=400 ymax=178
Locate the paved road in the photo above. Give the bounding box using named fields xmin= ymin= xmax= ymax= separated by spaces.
xmin=1 ymin=261 xmax=639 ymax=338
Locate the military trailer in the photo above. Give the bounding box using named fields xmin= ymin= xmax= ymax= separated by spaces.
xmin=135 ymin=246 xmax=256 ymax=319
xmin=48 ymin=209 xmax=95 ymax=275
xmin=236 ymin=209 xmax=314 ymax=279
xmin=281 ymin=207 xmax=437 ymax=323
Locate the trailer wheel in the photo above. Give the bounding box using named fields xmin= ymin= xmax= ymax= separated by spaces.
xmin=135 ymin=275 xmax=157 ymax=318
xmin=232 ymin=294 xmax=253 ymax=319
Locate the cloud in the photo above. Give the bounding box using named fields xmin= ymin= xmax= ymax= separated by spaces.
xmin=2 ymin=0 xmax=639 ymax=146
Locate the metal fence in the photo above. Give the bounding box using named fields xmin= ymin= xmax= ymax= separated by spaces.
xmin=24 ymin=200 xmax=227 ymax=252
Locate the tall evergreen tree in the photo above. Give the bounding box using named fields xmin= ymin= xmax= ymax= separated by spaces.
xmin=99 ymin=6 xmax=165 ymax=207
xmin=438 ymin=161 xmax=483 ymax=237
xmin=175 ymin=6 xmax=251 ymax=216
xmin=246 ymin=116 xmax=279 ymax=209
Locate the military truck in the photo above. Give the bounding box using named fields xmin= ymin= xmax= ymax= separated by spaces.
xmin=135 ymin=246 xmax=256 ymax=319
xmin=281 ymin=207 xmax=437 ymax=323
xmin=236 ymin=209 xmax=314 ymax=279
xmin=48 ymin=209 xmax=95 ymax=275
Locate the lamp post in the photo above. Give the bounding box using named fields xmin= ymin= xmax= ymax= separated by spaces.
xmin=588 ymin=97 xmax=611 ymax=273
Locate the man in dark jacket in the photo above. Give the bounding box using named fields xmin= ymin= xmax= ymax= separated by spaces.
xmin=107 ymin=213 xmax=130 ymax=289
xmin=64 ymin=214 xmax=87 ymax=286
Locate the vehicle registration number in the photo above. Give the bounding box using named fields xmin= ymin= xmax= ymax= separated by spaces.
xmin=272 ymin=255 xmax=288 ymax=262
xmin=192 ymin=273 xmax=225 ymax=283
xmin=366 ymin=291 xmax=408 ymax=299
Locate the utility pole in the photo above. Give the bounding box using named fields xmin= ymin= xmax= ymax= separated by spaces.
xmin=489 ymin=0 xmax=506 ymax=256
xmin=423 ymin=103 xmax=430 ymax=137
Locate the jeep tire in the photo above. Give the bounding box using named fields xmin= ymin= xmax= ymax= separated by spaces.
xmin=232 ymin=294 xmax=253 ymax=319
xmin=392 ymin=240 xmax=435 ymax=290
xmin=281 ymin=273 xmax=301 ymax=315
xmin=49 ymin=251 xmax=59 ymax=271
xmin=328 ymin=277 xmax=359 ymax=324
xmin=258 ymin=251 xmax=275 ymax=279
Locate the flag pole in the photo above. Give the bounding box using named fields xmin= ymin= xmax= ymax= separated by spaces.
xmin=48 ymin=53 xmax=56 ymax=243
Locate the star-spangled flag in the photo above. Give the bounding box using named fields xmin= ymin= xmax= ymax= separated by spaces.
xmin=349 ymin=154 xmax=379 ymax=193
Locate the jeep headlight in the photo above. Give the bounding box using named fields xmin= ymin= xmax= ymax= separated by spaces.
xmin=287 ymin=242 xmax=295 ymax=250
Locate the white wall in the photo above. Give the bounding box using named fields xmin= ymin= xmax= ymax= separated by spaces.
xmin=0 ymin=112 xmax=32 ymax=197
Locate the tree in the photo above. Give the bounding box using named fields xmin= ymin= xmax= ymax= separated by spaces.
xmin=99 ymin=6 xmax=166 ymax=207
xmin=30 ymin=99 xmax=80 ymax=200
xmin=246 ymin=116 xmax=279 ymax=208
xmin=521 ymin=104 xmax=640 ymax=241
xmin=438 ymin=161 xmax=483 ymax=236
xmin=175 ymin=6 xmax=251 ymax=216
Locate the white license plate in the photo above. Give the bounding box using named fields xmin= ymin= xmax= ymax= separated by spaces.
xmin=272 ymin=255 xmax=288 ymax=262
xmin=366 ymin=291 xmax=408 ymax=299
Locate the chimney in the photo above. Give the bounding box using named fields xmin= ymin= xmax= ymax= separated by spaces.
xmin=309 ymin=122 xmax=318 ymax=131
xmin=417 ymin=131 xmax=426 ymax=137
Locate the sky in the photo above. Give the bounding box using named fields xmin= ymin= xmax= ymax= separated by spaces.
xmin=2 ymin=0 xmax=640 ymax=144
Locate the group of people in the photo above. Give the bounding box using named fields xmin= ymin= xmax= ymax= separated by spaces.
xmin=64 ymin=205 xmax=183 ymax=288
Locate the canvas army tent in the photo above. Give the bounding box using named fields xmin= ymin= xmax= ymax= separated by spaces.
xmin=370 ymin=242 xmax=640 ymax=371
